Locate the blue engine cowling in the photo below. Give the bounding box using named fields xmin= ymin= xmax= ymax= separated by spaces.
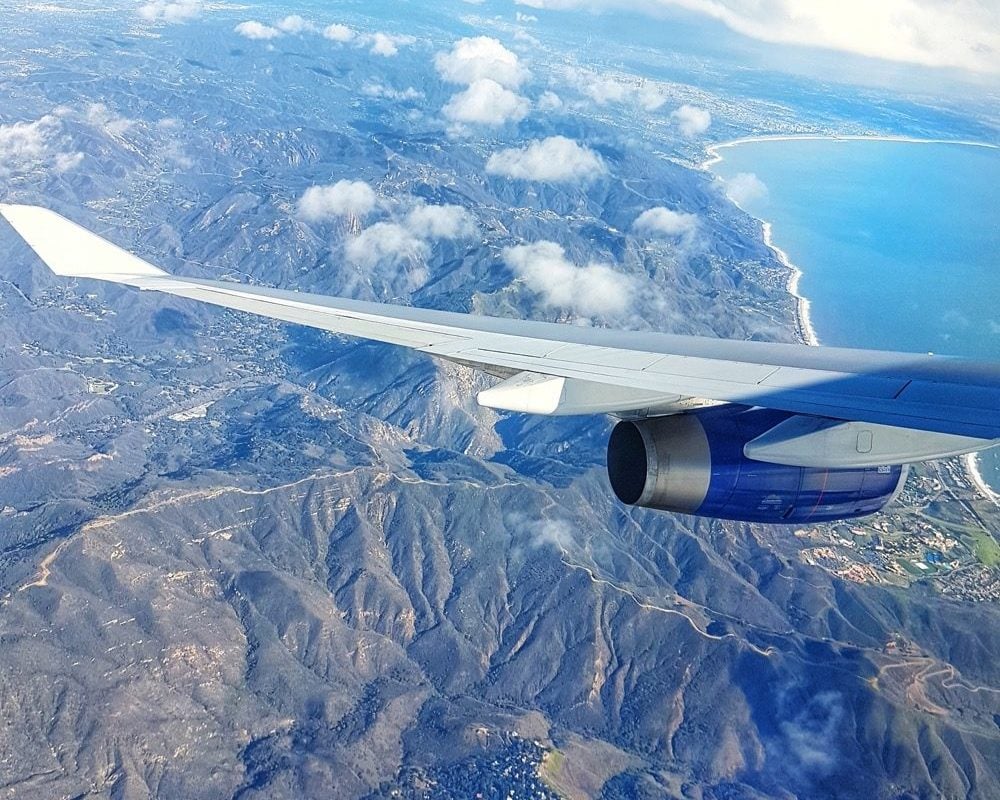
xmin=607 ymin=406 xmax=907 ymax=524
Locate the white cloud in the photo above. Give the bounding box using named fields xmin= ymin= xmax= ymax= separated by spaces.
xmin=345 ymin=222 xmax=429 ymax=269
xmin=486 ymin=136 xmax=606 ymax=182
xmin=362 ymin=83 xmax=423 ymax=101
xmin=137 ymin=0 xmax=202 ymax=23
xmin=514 ymin=0 xmax=1000 ymax=74
xmin=502 ymin=240 xmax=633 ymax=316
xmin=234 ymin=21 xmax=281 ymax=40
xmin=54 ymin=151 xmax=84 ymax=172
xmin=725 ymin=172 xmax=768 ymax=206
xmin=322 ymin=23 xmax=355 ymax=42
xmin=583 ymin=75 xmax=629 ymax=105
xmin=336 ymin=199 xmax=478 ymax=274
xmin=404 ymin=204 xmax=477 ymax=240
xmin=161 ymin=140 xmax=193 ymax=169
xmin=516 ymin=12 xmax=539 ymax=23
xmin=434 ymin=36 xmax=530 ymax=88
xmin=367 ymin=32 xmax=416 ymax=57
xmin=506 ymin=514 xmax=583 ymax=559
xmin=0 ymin=115 xmax=82 ymax=177
xmin=230 ymin=18 xmax=412 ymax=56
xmin=564 ymin=67 xmax=669 ymax=111
xmin=443 ymin=79 xmax=530 ymax=127
xmin=777 ymin=691 xmax=845 ymax=779
xmin=513 ymin=29 xmax=541 ymax=46
xmin=322 ymin=26 xmax=412 ymax=54
xmin=633 ymin=207 xmax=699 ymax=239
xmin=636 ymin=83 xmax=667 ymax=111
xmin=529 ymin=518 xmax=574 ymax=550
xmin=297 ymin=180 xmax=378 ymax=222
xmin=0 ymin=118 xmax=56 ymax=164
xmin=671 ymin=104 xmax=711 ymax=137
xmin=437 ymin=38 xmax=530 ymax=131
xmin=276 ymin=15 xmax=316 ymax=34
xmin=537 ymin=91 xmax=563 ymax=111
xmin=86 ymin=103 xmax=133 ymax=136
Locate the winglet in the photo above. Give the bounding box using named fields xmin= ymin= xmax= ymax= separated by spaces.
xmin=0 ymin=203 xmax=168 ymax=282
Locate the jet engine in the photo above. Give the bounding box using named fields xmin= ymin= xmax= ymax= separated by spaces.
xmin=607 ymin=406 xmax=907 ymax=523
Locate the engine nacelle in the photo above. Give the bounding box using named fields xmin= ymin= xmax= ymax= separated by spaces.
xmin=607 ymin=407 xmax=907 ymax=523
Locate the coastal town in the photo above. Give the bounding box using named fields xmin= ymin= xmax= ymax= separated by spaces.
xmin=790 ymin=458 xmax=1000 ymax=602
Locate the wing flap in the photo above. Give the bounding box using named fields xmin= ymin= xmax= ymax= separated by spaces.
xmin=759 ymin=366 xmax=909 ymax=399
xmin=546 ymin=344 xmax=664 ymax=370
xmin=898 ymin=380 xmax=1000 ymax=412
xmin=644 ymin=354 xmax=778 ymax=385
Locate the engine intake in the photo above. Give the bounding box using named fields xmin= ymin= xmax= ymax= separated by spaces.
xmin=607 ymin=407 xmax=906 ymax=523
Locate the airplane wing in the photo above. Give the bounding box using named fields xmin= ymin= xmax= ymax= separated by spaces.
xmin=3 ymin=204 xmax=999 ymax=468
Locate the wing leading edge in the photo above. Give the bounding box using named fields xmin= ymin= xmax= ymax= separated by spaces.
xmin=2 ymin=204 xmax=999 ymax=454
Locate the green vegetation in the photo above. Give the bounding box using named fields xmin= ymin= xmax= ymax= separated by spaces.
xmin=539 ymin=748 xmax=565 ymax=791
xmin=899 ymin=560 xmax=924 ymax=576
xmin=969 ymin=531 xmax=1000 ymax=566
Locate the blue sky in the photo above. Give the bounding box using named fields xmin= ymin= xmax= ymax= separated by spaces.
xmin=508 ymin=0 xmax=1000 ymax=75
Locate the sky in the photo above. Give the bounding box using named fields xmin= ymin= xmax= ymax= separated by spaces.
xmin=512 ymin=0 xmax=1000 ymax=77
xmin=140 ymin=0 xmax=1000 ymax=79
xmin=137 ymin=0 xmax=1000 ymax=97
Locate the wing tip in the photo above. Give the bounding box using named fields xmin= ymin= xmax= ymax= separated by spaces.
xmin=1 ymin=203 xmax=168 ymax=280
xmin=0 ymin=202 xmax=49 ymax=227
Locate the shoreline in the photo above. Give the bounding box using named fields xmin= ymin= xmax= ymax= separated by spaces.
xmin=761 ymin=220 xmax=819 ymax=347
xmin=703 ymin=137 xmax=823 ymax=348
xmin=705 ymin=133 xmax=999 ymax=502
xmin=963 ymin=454 xmax=1000 ymax=507
xmin=702 ymin=133 xmax=1000 ymax=170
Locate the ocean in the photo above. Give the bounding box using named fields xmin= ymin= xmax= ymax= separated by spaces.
xmin=707 ymin=137 xmax=1000 ymax=491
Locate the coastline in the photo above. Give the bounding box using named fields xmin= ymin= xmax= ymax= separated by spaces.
xmin=702 ymin=133 xmax=1000 ymax=170
xmin=703 ymin=137 xmax=823 ymax=348
xmin=964 ymin=454 xmax=1000 ymax=507
xmin=761 ymin=220 xmax=819 ymax=347
xmin=705 ymin=134 xmax=999 ymax=503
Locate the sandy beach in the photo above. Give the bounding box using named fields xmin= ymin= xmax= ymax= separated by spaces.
xmin=964 ymin=454 xmax=1000 ymax=506
xmin=702 ymin=133 xmax=999 ymax=170
xmin=761 ymin=221 xmax=819 ymax=347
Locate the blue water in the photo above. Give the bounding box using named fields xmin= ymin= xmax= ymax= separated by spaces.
xmin=709 ymin=138 xmax=1000 ymax=489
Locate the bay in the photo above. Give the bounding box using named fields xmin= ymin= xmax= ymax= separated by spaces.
xmin=708 ymin=137 xmax=1000 ymax=490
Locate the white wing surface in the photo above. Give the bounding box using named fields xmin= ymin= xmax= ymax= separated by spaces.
xmin=3 ymin=204 xmax=999 ymax=451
